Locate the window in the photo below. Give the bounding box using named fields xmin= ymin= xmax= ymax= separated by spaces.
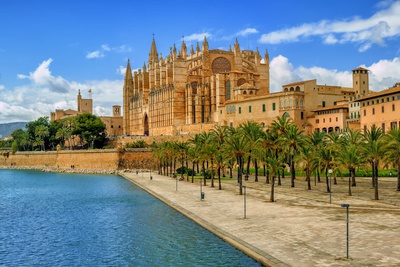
xmin=220 ymin=110 xmax=222 ymax=114
xmin=372 ymin=108 xmax=375 ymax=115
xmin=323 ymin=119 xmax=325 ymax=123
xmin=393 ymin=104 xmax=395 ymax=111
xmin=238 ymin=107 xmax=241 ymax=114
xmin=322 ymin=101 xmax=326 ymax=107
xmin=272 ymin=103 xmax=276 ymax=111
xmin=364 ymin=110 xmax=366 ymax=116
xmin=336 ymin=117 xmax=338 ymax=122
xmin=382 ymin=106 xmax=384 ymax=113
xmin=382 ymin=123 xmax=386 ymax=134
xmin=226 ymin=80 xmax=231 ymax=100
xmin=316 ymin=119 xmax=320 ymax=124
xmin=301 ymin=112 xmax=304 ymax=120
xmin=329 ymin=118 xmax=332 ymax=122
xmin=262 ymin=104 xmax=266 ymax=112
xmin=249 ymin=106 xmax=252 ymax=113
xmin=334 ymin=101 xmax=337 ymax=106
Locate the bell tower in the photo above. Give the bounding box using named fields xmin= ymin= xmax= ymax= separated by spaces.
xmin=352 ymin=67 xmax=369 ymax=97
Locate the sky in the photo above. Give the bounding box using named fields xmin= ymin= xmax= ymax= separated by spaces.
xmin=0 ymin=0 xmax=399 ymax=123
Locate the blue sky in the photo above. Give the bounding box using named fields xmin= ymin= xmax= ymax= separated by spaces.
xmin=0 ymin=0 xmax=399 ymax=123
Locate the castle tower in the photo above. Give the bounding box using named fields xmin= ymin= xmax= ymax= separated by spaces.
xmin=352 ymin=67 xmax=369 ymax=97
xmin=113 ymin=105 xmax=121 ymax=117
xmin=77 ymin=89 xmax=82 ymax=112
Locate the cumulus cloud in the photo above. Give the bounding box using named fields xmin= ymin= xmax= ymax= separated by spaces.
xmin=0 ymin=85 xmax=4 ymax=91
xmin=17 ymin=58 xmax=71 ymax=93
xmin=0 ymin=59 xmax=123 ymax=123
xmin=259 ymin=1 xmax=400 ymax=51
xmin=117 ymin=66 xmax=126 ymax=75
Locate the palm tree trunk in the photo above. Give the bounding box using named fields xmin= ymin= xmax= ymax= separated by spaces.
xmin=397 ymin=158 xmax=400 ymax=191
xmin=317 ymin=169 xmax=321 ymax=183
xmin=306 ymin=168 xmax=311 ymax=190
xmin=191 ymin=161 xmax=195 ymax=183
xmin=290 ymin=154 xmax=295 ymax=187
xmin=278 ymin=171 xmax=282 ymax=186
xmin=348 ymin=168 xmax=353 ymax=196
xmin=254 ymin=159 xmax=258 ymax=182
xmin=211 ymin=158 xmax=215 ymax=188
xmin=202 ymin=161 xmax=207 ymax=186
xmin=375 ymin=162 xmax=379 ymax=200
xmin=246 ymin=155 xmax=251 ymax=181
xmin=270 ymin=176 xmax=275 ymax=202
xmin=326 ymin=172 xmax=331 ymax=193
xmin=266 ymin=170 xmax=270 ymax=184
xmin=371 ymin=161 xmax=375 ymax=187
xmin=218 ymin=166 xmax=222 ymax=190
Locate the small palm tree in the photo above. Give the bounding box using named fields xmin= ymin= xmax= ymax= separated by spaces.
xmin=383 ymin=128 xmax=400 ymax=191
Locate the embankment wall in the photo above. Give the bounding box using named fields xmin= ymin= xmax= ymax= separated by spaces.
xmin=1 ymin=149 xmax=153 ymax=170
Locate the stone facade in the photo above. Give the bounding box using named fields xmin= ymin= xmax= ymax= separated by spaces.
xmin=123 ymin=37 xmax=269 ymax=136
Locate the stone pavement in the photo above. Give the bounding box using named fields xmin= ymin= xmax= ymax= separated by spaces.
xmin=120 ymin=171 xmax=400 ymax=267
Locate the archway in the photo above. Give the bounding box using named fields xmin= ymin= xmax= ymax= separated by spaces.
xmin=144 ymin=113 xmax=149 ymax=136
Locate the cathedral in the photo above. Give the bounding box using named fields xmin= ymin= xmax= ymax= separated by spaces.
xmin=122 ymin=37 xmax=270 ymax=136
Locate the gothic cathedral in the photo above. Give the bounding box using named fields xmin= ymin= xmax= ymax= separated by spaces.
xmin=122 ymin=37 xmax=270 ymax=136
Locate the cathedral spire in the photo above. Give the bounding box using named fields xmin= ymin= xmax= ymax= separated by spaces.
xmin=180 ymin=37 xmax=187 ymax=58
xmin=124 ymin=59 xmax=133 ymax=82
xmin=149 ymin=36 xmax=159 ymax=63
xmin=202 ymin=36 xmax=209 ymax=52
xmin=234 ymin=38 xmax=241 ymax=55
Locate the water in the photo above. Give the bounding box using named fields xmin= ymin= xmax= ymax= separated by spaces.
xmin=0 ymin=170 xmax=262 ymax=267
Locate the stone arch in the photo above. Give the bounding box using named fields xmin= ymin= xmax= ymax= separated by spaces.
xmin=283 ymin=112 xmax=290 ymax=118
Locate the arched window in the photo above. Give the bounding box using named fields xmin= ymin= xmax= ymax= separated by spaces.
xmin=296 ymin=99 xmax=299 ymax=107
xmin=290 ymin=87 xmax=294 ymax=91
xmin=295 ymin=86 xmax=300 ymax=91
xmin=300 ymin=99 xmax=303 ymax=107
xmin=226 ymin=80 xmax=231 ymax=100
xmin=284 ymin=88 xmax=288 ymax=92
xmin=283 ymin=112 xmax=290 ymax=118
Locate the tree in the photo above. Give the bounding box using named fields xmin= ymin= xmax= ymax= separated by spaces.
xmin=25 ymin=117 xmax=50 ymax=150
xmin=299 ymin=143 xmax=317 ymax=190
xmin=383 ymin=128 xmax=400 ymax=191
xmin=223 ymin=128 xmax=250 ymax=195
xmin=72 ymin=113 xmax=106 ymax=149
xmin=34 ymin=125 xmax=49 ymax=151
xmin=239 ymin=121 xmax=263 ymax=182
xmin=362 ymin=125 xmax=384 ymax=200
xmin=211 ymin=125 xmax=229 ymax=190
xmin=280 ymin=123 xmax=306 ymax=187
xmin=308 ymin=130 xmax=326 ymax=183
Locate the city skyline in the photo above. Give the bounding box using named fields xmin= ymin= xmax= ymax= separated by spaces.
xmin=0 ymin=0 xmax=399 ymax=123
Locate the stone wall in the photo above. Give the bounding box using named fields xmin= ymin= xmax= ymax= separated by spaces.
xmin=2 ymin=149 xmax=153 ymax=171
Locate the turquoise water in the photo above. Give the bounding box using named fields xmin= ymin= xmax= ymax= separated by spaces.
xmin=0 ymin=170 xmax=262 ymax=266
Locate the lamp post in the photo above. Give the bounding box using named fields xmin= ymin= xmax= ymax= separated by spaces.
xmin=200 ymin=177 xmax=204 ymax=201
xmin=242 ymin=185 xmax=247 ymax=219
xmin=328 ymin=169 xmax=333 ymax=203
xmin=341 ymin=204 xmax=350 ymax=259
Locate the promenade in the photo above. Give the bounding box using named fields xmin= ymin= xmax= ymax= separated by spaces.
xmin=121 ymin=171 xmax=400 ymax=267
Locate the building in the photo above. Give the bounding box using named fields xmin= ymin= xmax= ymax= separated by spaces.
xmin=122 ymin=37 xmax=377 ymax=136
xmin=50 ymin=90 xmax=122 ymax=137
xmin=123 ymin=37 xmax=269 ymax=136
xmin=355 ymin=82 xmax=400 ymax=133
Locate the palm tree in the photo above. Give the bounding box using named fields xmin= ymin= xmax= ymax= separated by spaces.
xmin=308 ymin=130 xmax=326 ymax=183
xmin=55 ymin=126 xmax=69 ymax=149
xmin=299 ymin=144 xmax=316 ymax=190
xmin=317 ymin=146 xmax=334 ymax=193
xmin=280 ymin=123 xmax=306 ymax=187
xmin=362 ymin=125 xmax=384 ymax=200
xmin=266 ymin=154 xmax=285 ymax=202
xmin=383 ymin=128 xmax=400 ymax=191
xmin=223 ymin=128 xmax=250 ymax=195
xmin=339 ymin=144 xmax=363 ymax=196
xmin=239 ymin=121 xmax=263 ymax=182
xmin=341 ymin=128 xmax=363 ymax=186
xmin=34 ymin=125 xmax=49 ymax=151
xmin=211 ymin=125 xmax=229 ymax=190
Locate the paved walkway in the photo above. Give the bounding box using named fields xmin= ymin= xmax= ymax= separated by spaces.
xmin=120 ymin=172 xmax=400 ymax=267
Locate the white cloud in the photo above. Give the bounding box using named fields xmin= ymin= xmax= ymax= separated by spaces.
xmin=0 ymin=59 xmax=123 ymax=123
xmin=259 ymin=1 xmax=400 ymax=51
xmin=0 ymin=85 xmax=4 ymax=91
xmin=86 ymin=50 xmax=104 ymax=59
xmin=117 ymin=66 xmax=126 ymax=75
xmin=87 ymin=44 xmax=132 ymax=59
xmin=185 ymin=32 xmax=212 ymax=42
xmin=236 ymin=28 xmax=259 ymax=37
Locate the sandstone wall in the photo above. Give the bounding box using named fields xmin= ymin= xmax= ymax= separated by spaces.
xmin=2 ymin=149 xmax=153 ymax=171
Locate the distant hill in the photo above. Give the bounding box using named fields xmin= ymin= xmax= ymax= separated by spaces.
xmin=0 ymin=122 xmax=28 ymax=138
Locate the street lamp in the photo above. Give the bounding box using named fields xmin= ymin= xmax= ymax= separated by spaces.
xmin=328 ymin=169 xmax=333 ymax=203
xmin=341 ymin=204 xmax=350 ymax=259
xmin=200 ymin=177 xmax=204 ymax=201
xmin=242 ymin=185 xmax=247 ymax=219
